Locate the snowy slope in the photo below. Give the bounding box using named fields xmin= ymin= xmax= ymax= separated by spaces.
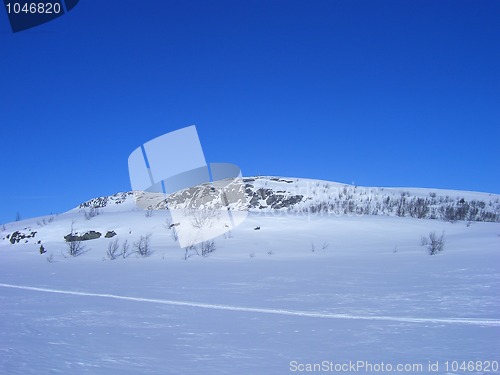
xmin=0 ymin=176 xmax=499 ymax=375
xmin=76 ymin=176 xmax=500 ymax=220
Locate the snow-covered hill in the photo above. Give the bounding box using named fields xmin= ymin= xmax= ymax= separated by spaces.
xmin=77 ymin=176 xmax=500 ymax=221
xmin=2 ymin=176 xmax=499 ymax=251
xmin=0 ymin=176 xmax=499 ymax=374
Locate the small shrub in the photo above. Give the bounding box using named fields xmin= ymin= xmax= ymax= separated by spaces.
xmin=171 ymin=228 xmax=178 ymax=242
xmin=183 ymin=244 xmax=198 ymax=260
xmin=134 ymin=234 xmax=152 ymax=257
xmin=421 ymin=231 xmax=445 ymax=255
xmin=311 ymin=241 xmax=329 ymax=252
xmin=200 ymin=240 xmax=216 ymax=257
xmin=107 ymin=239 xmax=120 ymax=260
xmin=189 ymin=208 xmax=220 ymax=230
xmin=84 ymin=207 xmax=100 ymax=220
xmin=121 ymin=239 xmax=130 ymax=258
xmin=66 ymin=240 xmax=86 ymax=257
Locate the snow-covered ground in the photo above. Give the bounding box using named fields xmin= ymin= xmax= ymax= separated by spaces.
xmin=1 ymin=178 xmax=499 ymax=375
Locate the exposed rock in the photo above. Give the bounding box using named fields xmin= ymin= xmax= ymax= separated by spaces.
xmin=79 ymin=192 xmax=134 ymax=209
xmin=64 ymin=231 xmax=101 ymax=242
xmin=245 ymin=187 xmax=304 ymax=210
xmin=8 ymin=230 xmax=37 ymax=244
xmin=73 ymin=176 xmax=500 ymax=223
xmin=104 ymin=230 xmax=117 ymax=238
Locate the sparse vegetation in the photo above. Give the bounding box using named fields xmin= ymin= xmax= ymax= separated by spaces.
xmin=189 ymin=208 xmax=220 ymax=230
xmin=84 ymin=207 xmax=100 ymax=220
xmin=171 ymin=227 xmax=178 ymax=242
xmin=311 ymin=241 xmax=329 ymax=252
xmin=183 ymin=244 xmax=199 ymax=260
xmin=106 ymin=239 xmax=120 ymax=260
xmin=297 ymin=186 xmax=499 ymax=223
xmin=200 ymin=240 xmax=216 ymax=257
xmin=65 ymin=221 xmax=86 ymax=257
xmin=134 ymin=234 xmax=152 ymax=257
xmin=66 ymin=240 xmax=86 ymax=257
xmin=421 ymin=231 xmax=445 ymax=255
xmin=165 ymin=217 xmax=179 ymax=242
xmin=121 ymin=239 xmax=130 ymax=258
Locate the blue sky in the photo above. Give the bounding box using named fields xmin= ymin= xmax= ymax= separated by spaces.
xmin=1 ymin=0 xmax=499 ymax=224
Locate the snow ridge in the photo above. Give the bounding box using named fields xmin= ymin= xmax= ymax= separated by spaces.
xmin=77 ymin=176 xmax=500 ymax=223
xmin=1 ymin=283 xmax=498 ymax=327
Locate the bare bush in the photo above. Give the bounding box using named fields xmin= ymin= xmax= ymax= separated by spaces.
xmin=164 ymin=217 xmax=180 ymax=242
xmin=107 ymin=239 xmax=120 ymax=260
xmin=66 ymin=240 xmax=86 ymax=257
xmin=189 ymin=208 xmax=220 ymax=230
xmin=171 ymin=227 xmax=178 ymax=242
xmin=134 ymin=234 xmax=152 ymax=257
xmin=421 ymin=231 xmax=445 ymax=255
xmin=46 ymin=253 xmax=55 ymax=263
xmin=84 ymin=207 xmax=100 ymax=220
xmin=121 ymin=239 xmax=130 ymax=258
xmin=145 ymin=209 xmax=153 ymax=218
xmin=311 ymin=241 xmax=329 ymax=253
xmin=200 ymin=240 xmax=216 ymax=257
xmin=183 ymin=244 xmax=199 ymax=260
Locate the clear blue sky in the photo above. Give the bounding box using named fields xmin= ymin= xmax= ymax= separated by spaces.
xmin=1 ymin=0 xmax=499 ymax=224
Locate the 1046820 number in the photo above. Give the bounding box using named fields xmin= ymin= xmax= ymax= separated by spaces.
xmin=5 ymin=2 xmax=62 ymax=14
xmin=444 ymin=360 xmax=499 ymax=373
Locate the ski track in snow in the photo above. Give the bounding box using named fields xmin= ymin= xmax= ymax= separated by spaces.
xmin=1 ymin=283 xmax=499 ymax=327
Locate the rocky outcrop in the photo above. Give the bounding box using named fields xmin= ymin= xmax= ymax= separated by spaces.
xmin=79 ymin=192 xmax=134 ymax=209
xmin=105 ymin=230 xmax=117 ymax=238
xmin=7 ymin=230 xmax=37 ymax=244
xmin=73 ymin=176 xmax=500 ymax=223
xmin=64 ymin=231 xmax=101 ymax=242
xmin=245 ymin=186 xmax=305 ymax=210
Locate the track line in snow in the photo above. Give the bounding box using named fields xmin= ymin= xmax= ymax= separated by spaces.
xmin=1 ymin=283 xmax=499 ymax=327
